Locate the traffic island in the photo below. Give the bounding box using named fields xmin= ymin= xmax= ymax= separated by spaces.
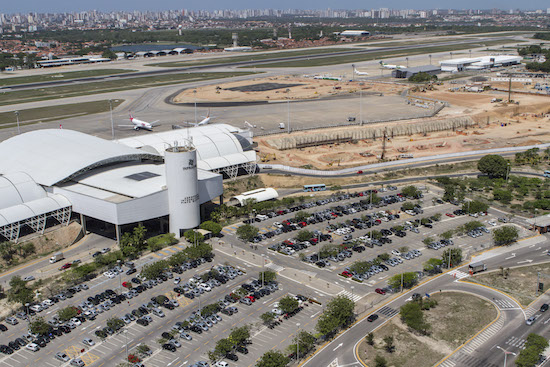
xmin=356 ymin=292 xmax=497 ymax=367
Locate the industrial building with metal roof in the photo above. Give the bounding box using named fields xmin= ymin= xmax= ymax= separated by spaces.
xmin=0 ymin=125 xmax=257 ymax=242
xmin=392 ymin=65 xmax=441 ymax=79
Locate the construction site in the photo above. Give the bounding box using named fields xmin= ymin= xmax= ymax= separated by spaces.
xmin=254 ymin=77 xmax=550 ymax=170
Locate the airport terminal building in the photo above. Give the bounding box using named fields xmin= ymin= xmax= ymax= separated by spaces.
xmin=0 ymin=124 xmax=256 ymax=242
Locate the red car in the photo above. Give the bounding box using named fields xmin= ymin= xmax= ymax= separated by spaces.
xmin=357 ymin=170 xmax=363 ymax=174
xmin=375 ymin=288 xmax=386 ymax=295
xmin=122 ymin=281 xmax=131 ymax=288
xmin=59 ymin=263 xmax=72 ymax=271
xmin=246 ymin=295 xmax=255 ymax=302
xmin=445 ymin=213 xmax=455 ymax=217
xmin=341 ymin=271 xmax=353 ymax=278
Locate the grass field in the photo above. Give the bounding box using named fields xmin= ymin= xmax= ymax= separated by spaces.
xmin=360 ymin=38 xmax=474 ymax=48
xmin=0 ymin=99 xmax=124 ymax=129
xmin=245 ymin=40 xmax=526 ymax=68
xmin=0 ymin=69 xmax=136 ymax=87
xmin=468 ymin=262 xmax=550 ymax=306
xmin=357 ymin=292 xmax=497 ymax=367
xmin=146 ymin=48 xmax=358 ymax=68
xmin=0 ymin=71 xmax=254 ymax=107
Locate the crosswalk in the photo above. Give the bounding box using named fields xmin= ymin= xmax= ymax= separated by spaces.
xmin=447 ymin=352 xmax=499 ymax=367
xmin=438 ymin=359 xmax=456 ymax=367
xmin=150 ymin=244 xmax=186 ymax=259
xmin=448 ymin=270 xmax=470 ymax=280
xmin=265 ymin=263 xmax=284 ymax=272
xmin=493 ymin=299 xmax=518 ymax=309
xmin=338 ymin=290 xmax=362 ymax=302
xmin=378 ymin=306 xmax=399 ymax=318
xmin=461 ymin=315 xmax=504 ymax=354
xmin=221 ymin=223 xmax=243 ymax=235
xmin=525 ymin=306 xmax=538 ymax=318
xmin=505 ymin=336 xmax=527 ymax=349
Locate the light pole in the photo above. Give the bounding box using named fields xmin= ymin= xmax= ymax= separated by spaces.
xmin=351 ymin=286 xmax=355 ymax=300
xmin=496 ymin=345 xmax=516 ymax=367
xmin=109 ymin=99 xmax=114 ymax=140
xmin=405 ymin=57 xmax=409 ymax=68
xmin=505 ymin=162 xmax=511 ymax=183
xmin=286 ymin=89 xmax=291 ymax=134
xmin=469 ymin=49 xmax=472 ymax=58
xmin=25 ymin=302 xmax=30 ymax=325
xmin=429 ymin=54 xmax=432 ymax=65
xmin=193 ymin=89 xmax=197 ymax=124
xmin=14 ymin=110 xmax=20 ymax=135
xmin=450 ymin=52 xmax=453 ymax=59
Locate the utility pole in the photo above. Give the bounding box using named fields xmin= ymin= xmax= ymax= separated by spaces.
xmin=359 ymin=89 xmax=363 ymax=125
xmin=508 ymin=76 xmax=512 ymax=103
xmin=287 ymin=95 xmax=291 ymax=134
xmin=429 ymin=54 xmax=432 ymax=65
xmin=381 ymin=128 xmax=387 ymax=160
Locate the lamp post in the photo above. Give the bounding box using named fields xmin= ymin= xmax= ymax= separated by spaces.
xmin=405 ymin=57 xmax=409 ymax=68
xmin=286 ymin=89 xmax=291 ymax=134
xmin=14 ymin=110 xmax=20 ymax=135
xmin=109 ymin=99 xmax=114 ymax=140
xmin=505 ymin=162 xmax=511 ymax=183
xmin=193 ymin=89 xmax=197 ymax=124
xmin=25 ymin=302 xmax=30 ymax=325
xmin=450 ymin=52 xmax=453 ymax=59
xmin=469 ymin=49 xmax=472 ymax=58
xmin=496 ymin=345 xmax=516 ymax=367
xmin=429 ymin=54 xmax=432 ymax=65
xmin=359 ymin=89 xmax=363 ymax=125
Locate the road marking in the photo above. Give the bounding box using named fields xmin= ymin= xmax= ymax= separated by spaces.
xmin=517 ymin=259 xmax=533 ymax=264
xmin=333 ymin=343 xmax=343 ymax=351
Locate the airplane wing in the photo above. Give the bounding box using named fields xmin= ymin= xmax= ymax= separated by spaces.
xmin=118 ymin=125 xmax=135 ymax=127
xmin=150 ymin=120 xmax=161 ymax=127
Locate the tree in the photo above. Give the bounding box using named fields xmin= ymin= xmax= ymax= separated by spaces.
xmin=409 ymin=72 xmax=437 ymax=83
xmin=212 ymin=338 xmax=234 ymax=361
xmin=442 ymin=248 xmax=462 ymax=268
xmin=401 ymin=185 xmax=421 ymax=198
xmin=259 ymin=270 xmax=277 ymax=284
xmin=374 ymin=355 xmax=388 ymax=367
xmin=294 ymin=211 xmax=310 ymax=222
xmin=279 ymin=296 xmax=299 ymax=314
xmin=515 ymin=333 xmax=548 ymax=367
xmin=462 ymin=200 xmax=489 ymax=214
xmin=201 ymin=303 xmax=220 ymax=317
xmin=477 ymin=154 xmax=508 ymax=178
xmin=102 ymin=49 xmax=117 ymax=60
xmin=493 ymin=189 xmax=513 ymax=204
xmin=295 ymin=230 xmax=313 ymax=242
xmin=260 ymin=312 xmax=275 ymax=325
xmin=383 ymin=335 xmax=395 ymax=353
xmin=29 ymin=316 xmax=52 ymax=336
xmin=287 ymin=330 xmax=316 ymax=358
xmin=423 ymin=237 xmax=434 ymax=246
xmin=8 ymin=275 xmax=34 ymax=305
xmin=388 ymin=272 xmax=418 ymax=290
xmin=256 ymin=350 xmax=290 ymax=367
xmin=493 ymin=226 xmax=519 ymax=246
xmin=316 ymin=295 xmax=355 ymax=336
xmin=440 ymin=230 xmax=454 ymax=240
xmin=200 ymin=221 xmax=222 ymax=236
xmin=423 ymin=258 xmax=443 ymax=274
xmin=400 ymin=302 xmax=430 ymax=334
xmin=184 ymin=230 xmax=205 ymax=244
xmin=236 ymin=224 xmax=259 ymax=242
xmin=58 ymin=306 xmax=78 ymax=321
xmin=140 ymin=260 xmax=168 ymax=280
xmin=136 ymin=344 xmax=151 ymax=357
xmin=229 ymin=325 xmax=251 ymax=346
xmin=21 ymin=242 xmax=36 ymax=258
xmin=365 ymin=332 xmax=374 ymax=346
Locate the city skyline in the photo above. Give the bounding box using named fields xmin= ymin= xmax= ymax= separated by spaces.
xmin=2 ymin=1 xmax=550 ymax=14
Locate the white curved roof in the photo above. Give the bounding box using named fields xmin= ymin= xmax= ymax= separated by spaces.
xmin=0 ymin=194 xmax=70 ymax=227
xmin=118 ymin=124 xmax=255 ymax=171
xmin=0 ymin=172 xmax=46 ymax=210
xmin=230 ymin=188 xmax=278 ymax=206
xmin=0 ymin=129 xmax=161 ymax=186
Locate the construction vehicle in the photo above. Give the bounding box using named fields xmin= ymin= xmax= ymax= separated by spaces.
xmin=260 ymin=153 xmax=276 ymax=162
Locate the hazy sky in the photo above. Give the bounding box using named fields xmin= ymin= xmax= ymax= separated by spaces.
xmin=3 ymin=0 xmax=547 ymax=13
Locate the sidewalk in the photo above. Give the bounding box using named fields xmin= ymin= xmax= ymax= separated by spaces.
xmin=471 ymin=234 xmax=546 ymax=263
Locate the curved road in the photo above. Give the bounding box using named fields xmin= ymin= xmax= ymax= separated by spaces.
xmin=301 ymin=236 xmax=550 ymax=367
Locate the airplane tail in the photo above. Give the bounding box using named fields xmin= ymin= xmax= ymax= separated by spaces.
xmin=379 ymin=61 xmax=384 ymax=65
xmin=129 ymin=112 xmax=133 ymax=121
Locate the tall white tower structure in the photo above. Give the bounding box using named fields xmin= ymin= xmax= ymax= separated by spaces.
xmin=165 ymin=142 xmax=200 ymax=237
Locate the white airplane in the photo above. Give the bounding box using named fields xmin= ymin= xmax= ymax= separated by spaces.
xmin=379 ymin=61 xmax=405 ymax=70
xmin=352 ymin=64 xmax=369 ymax=76
xmin=179 ymin=112 xmax=213 ymax=127
xmin=118 ymin=113 xmax=160 ymax=131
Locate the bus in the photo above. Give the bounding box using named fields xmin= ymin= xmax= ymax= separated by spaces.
xmin=544 ymin=170 xmax=550 ymax=178
xmin=303 ymin=184 xmax=326 ymax=192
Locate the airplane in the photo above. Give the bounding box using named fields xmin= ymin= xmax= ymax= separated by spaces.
xmin=379 ymin=61 xmax=405 ymax=70
xmin=180 ymin=111 xmax=212 ymax=127
xmin=352 ymin=64 xmax=369 ymax=76
xmin=118 ymin=113 xmax=160 ymax=131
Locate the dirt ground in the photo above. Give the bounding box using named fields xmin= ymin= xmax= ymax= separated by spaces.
xmin=469 ymin=263 xmax=550 ymax=306
xmin=256 ymin=83 xmax=550 ymax=169
xmin=357 ymin=292 xmax=497 ymax=367
xmin=172 ymin=75 xmax=406 ymax=103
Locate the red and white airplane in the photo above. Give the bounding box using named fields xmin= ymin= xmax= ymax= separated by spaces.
xmin=119 ymin=113 xmax=160 ymax=131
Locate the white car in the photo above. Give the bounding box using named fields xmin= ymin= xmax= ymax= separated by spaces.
xmin=30 ymin=304 xmax=43 ymax=312
xmin=174 ymin=277 xmax=181 ymax=285
xmin=215 ymin=362 xmax=229 ymax=367
xmin=26 ymin=343 xmax=40 ymax=352
xmin=70 ymin=317 xmax=81 ymax=326
xmin=199 ymin=283 xmax=212 ymax=292
xmin=82 ymin=338 xmax=95 ymax=346
xmin=391 ymin=249 xmax=401 ymax=257
xmin=23 ymin=276 xmax=35 ymax=281
xmin=488 ymin=220 xmax=497 ymax=226
xmin=103 ymin=271 xmax=115 ymax=279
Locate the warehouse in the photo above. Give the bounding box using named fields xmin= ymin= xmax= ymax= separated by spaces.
xmin=230 ymin=188 xmax=279 ymax=206
xmin=339 ymin=30 xmax=370 ymax=37
xmin=0 ymin=126 xmax=256 ymax=242
xmin=440 ymin=55 xmax=522 ymax=72
xmin=392 ymin=65 xmax=441 ymax=79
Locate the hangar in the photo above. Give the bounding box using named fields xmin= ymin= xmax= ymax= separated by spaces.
xmin=0 ymin=125 xmax=257 ymax=242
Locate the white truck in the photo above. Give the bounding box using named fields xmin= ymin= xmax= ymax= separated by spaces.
xmin=49 ymin=252 xmax=64 ymax=264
